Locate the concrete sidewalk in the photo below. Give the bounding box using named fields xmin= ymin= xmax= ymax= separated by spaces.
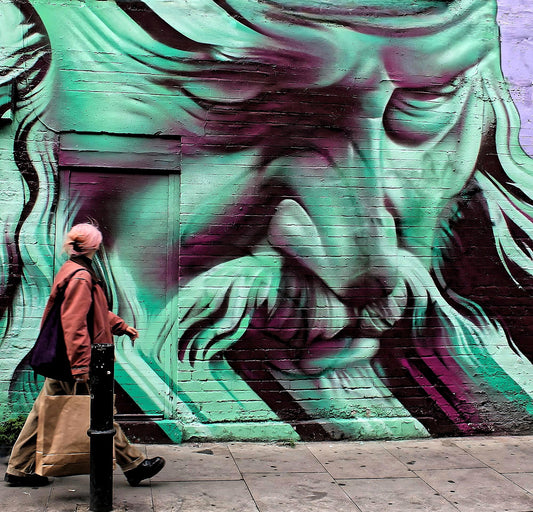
xmin=2 ymin=435 xmax=533 ymax=511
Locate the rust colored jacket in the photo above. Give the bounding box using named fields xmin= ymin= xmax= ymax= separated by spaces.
xmin=41 ymin=257 xmax=130 ymax=377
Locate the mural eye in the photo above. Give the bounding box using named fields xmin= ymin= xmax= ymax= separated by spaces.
xmin=383 ymin=79 xmax=461 ymax=145
xmin=260 ymin=0 xmax=452 ymax=16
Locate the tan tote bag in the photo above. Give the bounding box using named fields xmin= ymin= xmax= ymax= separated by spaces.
xmin=35 ymin=384 xmax=91 ymax=477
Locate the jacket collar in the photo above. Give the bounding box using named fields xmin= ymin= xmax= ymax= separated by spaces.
xmin=70 ymin=255 xmax=98 ymax=281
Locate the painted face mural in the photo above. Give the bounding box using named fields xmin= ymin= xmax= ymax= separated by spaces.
xmin=2 ymin=0 xmax=533 ymax=441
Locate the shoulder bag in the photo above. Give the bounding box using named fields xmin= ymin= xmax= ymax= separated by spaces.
xmin=28 ymin=268 xmax=92 ymax=381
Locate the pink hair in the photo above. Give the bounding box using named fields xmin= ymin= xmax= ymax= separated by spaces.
xmin=63 ymin=223 xmax=103 ymax=256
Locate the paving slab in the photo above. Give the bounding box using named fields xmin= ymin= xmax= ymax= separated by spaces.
xmin=503 ymin=472 xmax=533 ymax=494
xmin=451 ymin=436 xmax=533 ymax=473
xmin=151 ymin=479 xmax=258 ymax=512
xmin=48 ymin=472 xmax=155 ymax=512
xmin=382 ymin=438 xmax=483 ymax=471
xmin=75 ymin=506 xmax=128 ymax=512
xmin=0 ymin=482 xmax=52 ymax=512
xmin=338 ymin=476 xmax=459 ymax=512
xmin=415 ymin=467 xmax=533 ymax=512
xmin=113 ymin=477 xmax=155 ymax=511
xmin=47 ymin=474 xmax=90 ymax=512
xmin=3 ymin=437 xmax=533 ymax=511
xmin=245 ymin=472 xmax=360 ymax=512
xmin=146 ymin=443 xmax=242 ymax=481
xmin=229 ymin=443 xmax=325 ymax=474
xmin=307 ymin=441 xmax=415 ymax=479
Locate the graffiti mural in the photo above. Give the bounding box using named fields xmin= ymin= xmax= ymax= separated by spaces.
xmin=2 ymin=0 xmax=533 ymax=442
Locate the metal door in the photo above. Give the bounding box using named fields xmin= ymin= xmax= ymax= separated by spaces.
xmin=56 ymin=133 xmax=180 ymax=423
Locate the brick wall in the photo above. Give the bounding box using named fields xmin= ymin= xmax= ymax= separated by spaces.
xmin=2 ymin=0 xmax=533 ymax=442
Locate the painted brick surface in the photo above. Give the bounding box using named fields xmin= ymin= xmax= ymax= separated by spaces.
xmin=2 ymin=0 xmax=533 ymax=442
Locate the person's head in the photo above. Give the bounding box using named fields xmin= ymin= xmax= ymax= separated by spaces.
xmin=63 ymin=223 xmax=102 ymax=257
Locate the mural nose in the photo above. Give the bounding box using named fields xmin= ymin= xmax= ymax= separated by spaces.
xmin=341 ymin=266 xmax=399 ymax=308
xmin=267 ymin=198 xmax=399 ymax=304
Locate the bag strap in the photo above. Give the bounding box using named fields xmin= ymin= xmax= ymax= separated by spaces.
xmin=72 ymin=381 xmax=90 ymax=395
xmin=41 ymin=268 xmax=94 ymax=319
xmin=57 ymin=267 xmax=94 ymax=295
xmin=59 ymin=267 xmax=96 ymax=343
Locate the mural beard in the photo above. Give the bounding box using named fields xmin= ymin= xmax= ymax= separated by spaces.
xmin=176 ymin=234 xmax=409 ymax=375
xmin=171 ymin=216 xmax=512 ymax=438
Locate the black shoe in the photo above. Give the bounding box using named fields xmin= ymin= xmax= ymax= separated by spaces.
xmin=4 ymin=472 xmax=50 ymax=487
xmin=125 ymin=457 xmax=165 ymax=486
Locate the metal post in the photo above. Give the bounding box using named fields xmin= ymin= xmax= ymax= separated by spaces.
xmin=89 ymin=344 xmax=115 ymax=512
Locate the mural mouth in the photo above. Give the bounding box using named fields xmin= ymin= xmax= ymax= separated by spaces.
xmin=254 ymin=279 xmax=408 ymax=377
xmin=251 ymin=257 xmax=409 ymax=373
xmin=256 ymin=325 xmax=382 ymax=376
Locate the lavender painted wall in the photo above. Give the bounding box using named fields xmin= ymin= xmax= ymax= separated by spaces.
xmin=498 ymin=0 xmax=533 ymax=156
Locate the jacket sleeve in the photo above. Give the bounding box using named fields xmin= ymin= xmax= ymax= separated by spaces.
xmin=61 ymin=273 xmax=93 ymax=376
xmin=108 ymin=311 xmax=129 ymax=336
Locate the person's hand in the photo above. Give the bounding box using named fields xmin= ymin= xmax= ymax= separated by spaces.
xmin=74 ymin=372 xmax=89 ymax=383
xmin=125 ymin=326 xmax=139 ymax=344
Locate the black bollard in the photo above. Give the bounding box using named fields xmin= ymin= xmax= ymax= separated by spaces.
xmin=89 ymin=344 xmax=116 ymax=512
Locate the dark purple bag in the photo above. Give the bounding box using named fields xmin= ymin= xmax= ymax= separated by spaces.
xmin=28 ymin=269 xmax=90 ymax=381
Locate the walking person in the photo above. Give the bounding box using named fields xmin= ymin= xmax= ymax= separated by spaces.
xmin=4 ymin=223 xmax=165 ymax=487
